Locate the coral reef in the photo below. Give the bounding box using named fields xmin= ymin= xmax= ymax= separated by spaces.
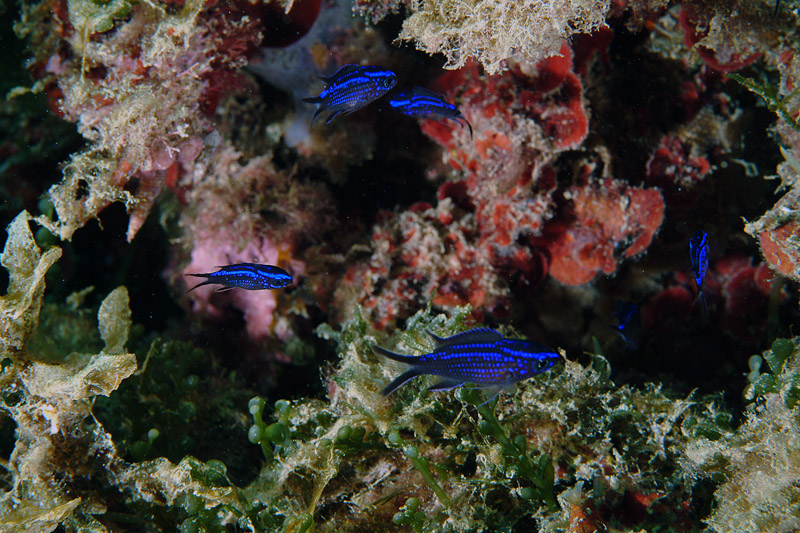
xmin=734 ymin=31 xmax=800 ymax=283
xmin=3 ymin=0 xmax=800 ymax=530
xmin=0 ymin=213 xmax=262 ymax=531
xmin=543 ymin=178 xmax=665 ymax=286
xmin=176 ymin=145 xmax=333 ymax=342
xmin=333 ymin=44 xmax=667 ymax=328
xmin=0 ymin=212 xmax=136 ymax=529
xmin=16 ymin=0 xmax=265 ymax=241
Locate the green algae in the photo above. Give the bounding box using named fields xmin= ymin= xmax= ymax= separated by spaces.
xmin=0 ymin=211 xmax=780 ymax=532
xmin=0 ymin=211 xmax=768 ymax=531
xmin=683 ymin=337 xmax=800 ymax=532
xmin=728 ymin=73 xmax=800 ymax=134
xmin=229 ymin=305 xmax=729 ymax=532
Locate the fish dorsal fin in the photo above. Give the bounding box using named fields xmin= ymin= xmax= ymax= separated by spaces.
xmin=429 ymin=327 xmax=503 ymax=349
xmin=412 ymin=86 xmax=446 ymax=101
xmin=322 ymin=64 xmax=360 ymax=82
xmin=523 ymin=340 xmax=557 ymax=354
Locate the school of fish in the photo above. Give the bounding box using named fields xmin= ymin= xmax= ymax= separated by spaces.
xmin=185 ymin=64 xmax=712 ymax=401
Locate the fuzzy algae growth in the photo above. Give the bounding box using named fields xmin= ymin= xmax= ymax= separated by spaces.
xmin=239 ymin=305 xmax=728 ymax=531
xmin=0 ymin=212 xmax=136 ymax=529
xmin=683 ymin=338 xmax=800 ymax=532
xmin=0 ymin=209 xmax=795 ymax=531
xmin=0 ymin=213 xmax=244 ymax=531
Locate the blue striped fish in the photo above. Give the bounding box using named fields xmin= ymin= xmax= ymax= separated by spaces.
xmin=186 ymin=263 xmax=293 ymax=292
xmin=389 ymin=86 xmax=473 ymax=138
xmin=375 ymin=328 xmax=559 ymax=396
xmin=303 ymin=64 xmax=397 ymax=124
xmin=689 ymin=230 xmax=709 ymax=311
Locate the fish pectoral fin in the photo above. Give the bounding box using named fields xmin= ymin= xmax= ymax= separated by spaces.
xmin=501 ymin=381 xmax=517 ymax=395
xmin=467 ymin=383 xmax=513 ymax=406
xmin=427 ymin=379 xmax=464 ymax=392
xmin=476 ymin=386 xmax=502 ymax=407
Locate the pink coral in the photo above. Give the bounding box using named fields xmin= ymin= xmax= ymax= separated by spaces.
xmin=330 ymin=42 xmax=669 ymax=328
xmin=425 ymin=42 xmax=589 ymax=163
xmin=678 ymin=4 xmax=761 ymax=73
xmin=335 ymin=200 xmax=508 ymax=330
xmin=183 ymin=234 xmax=301 ymax=341
xmin=25 ymin=1 xmax=270 ymax=241
xmin=715 ymin=257 xmax=774 ymax=342
xmin=175 ymin=148 xmax=333 ymax=342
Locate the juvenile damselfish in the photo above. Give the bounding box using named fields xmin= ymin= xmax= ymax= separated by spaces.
xmin=303 ymin=64 xmax=397 ymax=124
xmin=389 ymin=86 xmax=473 ymax=138
xmin=689 ymin=230 xmax=709 ymax=310
xmin=374 ymin=328 xmax=559 ymax=396
xmin=186 ymin=263 xmax=293 ymax=292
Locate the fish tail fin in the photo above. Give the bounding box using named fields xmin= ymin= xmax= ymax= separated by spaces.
xmin=302 ymin=96 xmax=323 ymax=104
xmin=373 ymin=344 xmax=418 ymax=364
xmin=381 ymin=368 xmax=421 ymax=396
xmin=185 ymin=275 xmax=211 ymax=293
xmin=463 ymin=118 xmax=473 ymax=139
xmin=692 ymin=288 xmax=708 ymax=316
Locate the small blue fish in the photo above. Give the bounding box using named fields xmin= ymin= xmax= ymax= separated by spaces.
xmin=389 ymin=86 xmax=473 ymax=138
xmin=611 ymin=300 xmax=641 ymax=349
xmin=186 ymin=263 xmax=293 ymax=292
xmin=689 ymin=230 xmax=710 ymax=311
xmin=303 ymin=64 xmax=397 ymax=124
xmin=374 ymin=328 xmax=559 ymax=396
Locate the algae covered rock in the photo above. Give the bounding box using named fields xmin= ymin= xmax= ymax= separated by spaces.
xmin=0 ymin=211 xmax=62 ymax=361
xmin=0 ymin=212 xmax=137 ymax=531
xmin=683 ymin=338 xmax=800 ymax=532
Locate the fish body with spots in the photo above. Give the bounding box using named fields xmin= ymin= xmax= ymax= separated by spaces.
xmin=375 ymin=328 xmax=559 ymax=396
xmin=303 ymin=64 xmax=397 ymax=124
xmin=186 ymin=263 xmax=293 ymax=292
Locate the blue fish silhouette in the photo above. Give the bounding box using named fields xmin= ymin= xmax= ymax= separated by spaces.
xmin=389 ymin=86 xmax=473 ymax=138
xmin=186 ymin=263 xmax=293 ymax=292
xmin=611 ymin=300 xmax=641 ymax=349
xmin=375 ymin=328 xmax=559 ymax=396
xmin=689 ymin=230 xmax=709 ymax=312
xmin=303 ymin=64 xmax=397 ymax=124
